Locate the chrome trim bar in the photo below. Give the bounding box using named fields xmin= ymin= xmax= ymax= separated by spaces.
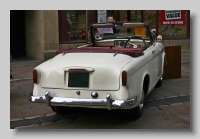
xmin=64 ymin=67 xmax=95 ymax=72
xmin=106 ymin=94 xmax=112 ymax=110
xmin=29 ymin=92 xmax=137 ymax=110
xmin=77 ymin=43 xmax=94 ymax=48
xmin=45 ymin=91 xmax=52 ymax=107
xmin=28 ymin=92 xmax=46 ymax=103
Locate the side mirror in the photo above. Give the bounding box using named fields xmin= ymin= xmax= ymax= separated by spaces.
xmin=151 ymin=29 xmax=156 ymax=41
xmin=87 ymin=29 xmax=92 ymax=44
xmin=151 ymin=29 xmax=156 ymax=36
xmin=157 ymin=35 xmax=162 ymax=42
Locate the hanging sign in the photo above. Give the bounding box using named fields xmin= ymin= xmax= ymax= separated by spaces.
xmin=97 ymin=10 xmax=107 ymax=23
xmin=97 ymin=28 xmax=113 ymax=34
xmin=160 ymin=10 xmax=186 ymax=25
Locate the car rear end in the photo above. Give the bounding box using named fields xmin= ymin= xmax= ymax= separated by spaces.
xmin=29 ymin=52 xmax=138 ymax=110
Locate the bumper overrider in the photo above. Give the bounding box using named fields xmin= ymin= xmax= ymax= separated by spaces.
xmin=29 ymin=91 xmax=137 ymax=110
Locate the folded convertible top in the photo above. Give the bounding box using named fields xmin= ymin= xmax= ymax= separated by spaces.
xmin=56 ymin=46 xmax=144 ymax=57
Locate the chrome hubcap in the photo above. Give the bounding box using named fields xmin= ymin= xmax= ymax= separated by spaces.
xmin=139 ymin=92 xmax=144 ymax=109
xmin=139 ymin=103 xmax=143 ymax=109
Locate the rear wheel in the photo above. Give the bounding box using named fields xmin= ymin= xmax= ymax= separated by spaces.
xmin=132 ymin=89 xmax=145 ymax=119
xmin=51 ymin=106 xmax=69 ymax=115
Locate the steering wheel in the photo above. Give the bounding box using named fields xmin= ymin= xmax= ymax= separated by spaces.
xmin=124 ymin=36 xmax=132 ymax=48
xmin=126 ymin=41 xmax=138 ymax=48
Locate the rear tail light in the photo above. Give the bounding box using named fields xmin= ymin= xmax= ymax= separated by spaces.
xmin=33 ymin=69 xmax=37 ymax=83
xmin=122 ymin=70 xmax=127 ymax=86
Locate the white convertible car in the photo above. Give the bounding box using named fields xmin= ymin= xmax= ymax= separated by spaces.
xmin=29 ymin=22 xmax=165 ymax=119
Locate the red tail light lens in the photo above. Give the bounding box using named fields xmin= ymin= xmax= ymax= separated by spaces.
xmin=33 ymin=69 xmax=37 ymax=83
xmin=122 ymin=71 xmax=127 ymax=86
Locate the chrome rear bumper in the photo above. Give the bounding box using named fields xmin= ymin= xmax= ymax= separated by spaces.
xmin=29 ymin=91 xmax=137 ymax=110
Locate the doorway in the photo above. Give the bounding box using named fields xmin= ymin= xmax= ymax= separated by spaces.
xmin=10 ymin=10 xmax=26 ymax=58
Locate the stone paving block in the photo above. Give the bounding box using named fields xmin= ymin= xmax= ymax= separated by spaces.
xmin=11 ymin=83 xmax=33 ymax=92
xmin=124 ymin=104 xmax=190 ymax=129
xmin=15 ymin=80 xmax=33 ymax=86
xmin=10 ymin=96 xmax=53 ymax=120
xmin=74 ymin=115 xmax=115 ymax=129
xmin=146 ymin=88 xmax=178 ymax=100
xmin=41 ymin=122 xmax=57 ymax=126
xmin=14 ymin=124 xmax=40 ymax=131
xmin=32 ymin=119 xmax=77 ymax=129
xmin=10 ymin=88 xmax=27 ymax=94
xmin=10 ymin=118 xmax=24 ymax=122
xmin=45 ymin=113 xmax=56 ymax=117
xmin=15 ymin=125 xmax=33 ymax=129
xmin=177 ymin=114 xmax=190 ymax=123
xmin=10 ymin=83 xmax=20 ymax=90
xmin=25 ymin=115 xmax=44 ymax=120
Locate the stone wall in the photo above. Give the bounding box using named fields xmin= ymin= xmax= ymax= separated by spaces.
xmin=25 ymin=10 xmax=59 ymax=61
xmin=162 ymin=39 xmax=190 ymax=50
xmin=25 ymin=10 xmax=190 ymax=61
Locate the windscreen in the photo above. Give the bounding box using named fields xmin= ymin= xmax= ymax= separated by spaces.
xmin=92 ymin=24 xmax=150 ymax=41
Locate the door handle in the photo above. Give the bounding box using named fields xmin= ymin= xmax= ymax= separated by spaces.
xmin=152 ymin=50 xmax=155 ymax=53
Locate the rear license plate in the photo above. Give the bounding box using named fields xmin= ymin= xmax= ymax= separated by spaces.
xmin=68 ymin=72 xmax=89 ymax=88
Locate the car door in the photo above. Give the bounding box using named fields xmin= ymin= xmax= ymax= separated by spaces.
xmin=152 ymin=42 xmax=164 ymax=83
xmin=143 ymin=44 xmax=156 ymax=90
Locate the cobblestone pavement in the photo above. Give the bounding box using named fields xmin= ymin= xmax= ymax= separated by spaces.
xmin=10 ymin=50 xmax=190 ymax=129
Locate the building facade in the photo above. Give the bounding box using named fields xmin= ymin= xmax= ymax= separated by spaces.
xmin=10 ymin=10 xmax=190 ymax=61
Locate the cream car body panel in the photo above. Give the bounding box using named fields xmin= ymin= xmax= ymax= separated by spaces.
xmin=29 ymin=22 xmax=165 ymax=117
